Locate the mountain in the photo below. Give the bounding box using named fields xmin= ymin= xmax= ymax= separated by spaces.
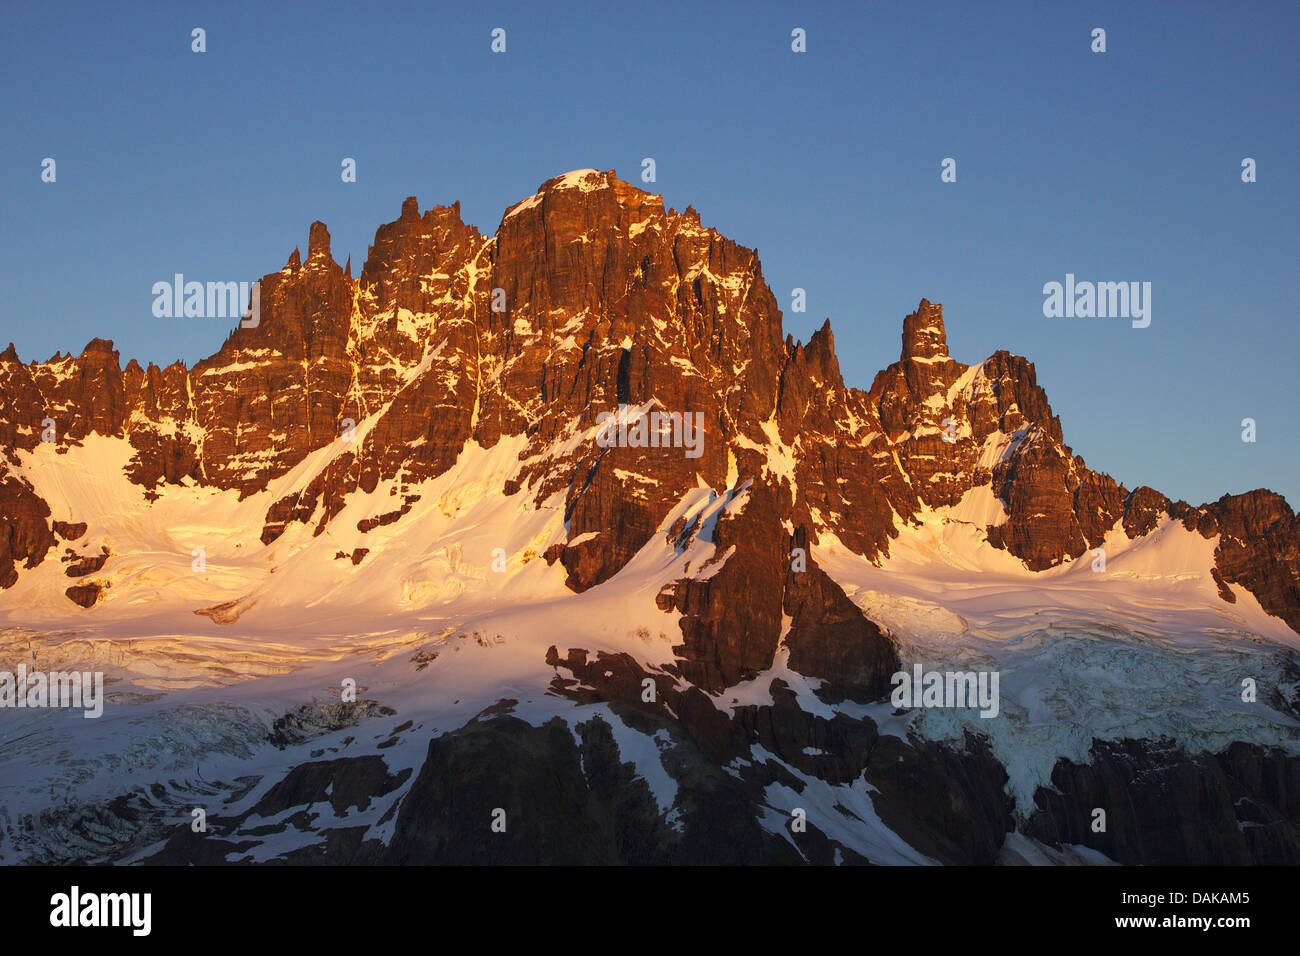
xmin=1 ymin=169 xmax=1298 ymax=865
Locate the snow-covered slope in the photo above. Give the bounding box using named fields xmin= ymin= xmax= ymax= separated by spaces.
xmin=1 ymin=429 xmax=1297 ymax=865
xmin=815 ymin=489 xmax=1300 ymax=810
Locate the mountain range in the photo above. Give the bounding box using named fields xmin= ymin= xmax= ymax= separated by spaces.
xmin=1 ymin=169 xmax=1297 ymax=865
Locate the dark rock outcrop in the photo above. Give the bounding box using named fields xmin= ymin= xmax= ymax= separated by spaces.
xmin=1025 ymin=739 xmax=1300 ymax=865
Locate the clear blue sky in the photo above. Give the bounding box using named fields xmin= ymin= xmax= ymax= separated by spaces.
xmin=1 ymin=0 xmax=1296 ymax=506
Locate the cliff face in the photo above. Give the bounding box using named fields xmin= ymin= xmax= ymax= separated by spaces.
xmin=1 ymin=168 xmax=1297 ymax=643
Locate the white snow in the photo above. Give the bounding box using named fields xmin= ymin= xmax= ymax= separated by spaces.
xmin=814 ymin=494 xmax=1300 ymax=814
xmin=549 ymin=169 xmax=603 ymax=191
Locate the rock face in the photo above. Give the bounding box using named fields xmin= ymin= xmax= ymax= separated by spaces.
xmin=64 ymin=582 xmax=104 ymax=608
xmin=1025 ymin=739 xmax=1300 ymax=865
xmin=1176 ymin=491 xmax=1300 ymax=634
xmin=782 ymin=555 xmax=898 ymax=704
xmin=0 ymin=463 xmax=54 ymax=588
xmin=376 ymin=666 xmax=1012 ymax=865
xmin=0 ymin=168 xmax=1297 ymax=646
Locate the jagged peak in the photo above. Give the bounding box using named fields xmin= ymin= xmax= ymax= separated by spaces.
xmin=498 ymin=170 xmax=607 ymax=219
xmin=79 ymin=338 xmax=117 ymax=358
xmin=801 ymin=317 xmax=835 ymax=362
xmin=307 ymin=221 xmax=331 ymax=261
xmin=901 ymin=298 xmax=949 ymax=362
xmin=538 ymin=169 xmax=609 ymax=193
xmin=804 ymin=319 xmax=843 ymax=387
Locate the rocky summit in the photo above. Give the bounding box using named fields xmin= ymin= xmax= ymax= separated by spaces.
xmin=0 ymin=170 xmax=1297 ymax=865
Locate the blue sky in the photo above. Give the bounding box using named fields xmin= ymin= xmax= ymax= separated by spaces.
xmin=1 ymin=0 xmax=1296 ymax=505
